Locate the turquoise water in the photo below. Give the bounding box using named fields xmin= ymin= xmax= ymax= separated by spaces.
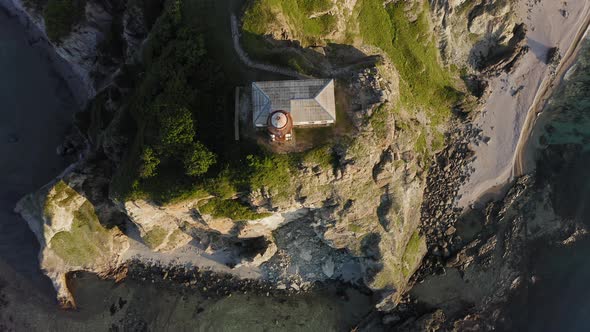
xmin=522 ymin=39 xmax=590 ymax=331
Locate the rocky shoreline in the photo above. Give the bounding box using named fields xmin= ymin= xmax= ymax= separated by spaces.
xmin=0 ymin=0 xmax=89 ymax=106
xmin=119 ymin=259 xmax=375 ymax=300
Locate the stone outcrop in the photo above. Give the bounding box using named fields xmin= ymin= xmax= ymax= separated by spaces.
xmin=0 ymin=0 xmax=149 ymax=102
xmin=15 ymin=178 xmax=129 ymax=307
xmin=430 ymin=0 xmax=518 ymax=68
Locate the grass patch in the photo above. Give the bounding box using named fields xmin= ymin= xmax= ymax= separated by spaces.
xmin=243 ymin=0 xmax=335 ymax=45
xmin=199 ymin=198 xmax=272 ymax=221
xmin=301 ymin=144 xmax=334 ymax=169
xmin=401 ymin=230 xmax=425 ymax=277
xmin=369 ymin=104 xmax=391 ymax=140
xmin=49 ymin=201 xmax=111 ymax=266
xmin=43 ymin=180 xmax=79 ymax=220
xmin=143 ymin=226 xmax=168 ymax=249
xmin=44 ymin=0 xmax=86 ymax=42
xmin=353 ymin=0 xmax=462 ymax=155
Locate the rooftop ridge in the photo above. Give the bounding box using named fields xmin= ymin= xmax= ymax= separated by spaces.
xmin=313 ymin=79 xmax=336 ymax=121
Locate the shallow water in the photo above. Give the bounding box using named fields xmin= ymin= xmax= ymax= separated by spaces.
xmin=521 ymin=39 xmax=590 ymax=332
xmin=64 ymin=272 xmax=373 ymax=331
xmin=0 ymin=7 xmax=77 ymax=295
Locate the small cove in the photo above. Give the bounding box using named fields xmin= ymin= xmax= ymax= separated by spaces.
xmin=0 ymin=4 xmax=377 ymax=330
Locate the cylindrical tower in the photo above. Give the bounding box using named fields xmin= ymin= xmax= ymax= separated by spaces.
xmin=267 ymin=110 xmax=293 ymax=141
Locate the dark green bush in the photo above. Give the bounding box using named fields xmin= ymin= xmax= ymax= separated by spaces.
xmin=44 ymin=0 xmax=86 ymax=42
xmin=200 ymin=198 xmax=271 ymax=221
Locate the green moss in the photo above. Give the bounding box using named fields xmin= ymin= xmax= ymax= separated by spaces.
xmin=455 ymin=0 xmax=476 ymax=17
xmin=44 ymin=0 xmax=86 ymax=42
xmin=49 ymin=201 xmax=111 ymax=266
xmin=369 ymin=104 xmax=391 ymax=140
xmin=43 ymin=180 xmax=79 ymax=220
xmin=166 ymin=229 xmax=185 ymax=247
xmin=401 ymin=230 xmax=425 ymax=277
xmin=347 ymin=222 xmax=363 ymax=233
xmin=143 ymin=226 xmax=168 ymax=249
xmin=371 ymin=262 xmax=397 ymax=289
xmin=414 ymin=130 xmax=427 ymax=156
xmin=199 ymin=198 xmax=271 ymax=221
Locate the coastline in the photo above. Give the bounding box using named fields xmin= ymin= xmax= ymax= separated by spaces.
xmin=513 ymin=26 xmax=590 ymax=177
xmin=0 ymin=6 xmax=83 ymax=297
xmin=0 ymin=0 xmax=89 ymax=107
xmin=457 ymin=0 xmax=590 ymax=208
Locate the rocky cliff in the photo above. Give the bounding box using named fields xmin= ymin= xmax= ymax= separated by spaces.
xmin=9 ymin=0 xmax=539 ymax=319
xmin=15 ymin=176 xmax=129 ymax=307
xmin=0 ymin=0 xmax=149 ymax=103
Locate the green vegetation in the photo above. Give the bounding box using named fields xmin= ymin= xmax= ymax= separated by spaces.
xmin=240 ymin=0 xmax=336 ymax=75
xmin=369 ymin=104 xmax=391 ymax=140
xmin=44 ymin=180 xmax=79 ymax=220
xmin=401 ymin=230 xmax=425 ymax=277
xmin=243 ymin=0 xmax=335 ymax=44
xmin=49 ymin=200 xmax=111 ymax=266
xmin=199 ymin=198 xmax=272 ymax=221
xmin=143 ymin=226 xmax=168 ymax=249
xmin=139 ymin=147 xmax=160 ymax=179
xmin=245 ymin=154 xmax=295 ymax=197
xmin=356 ymin=0 xmax=460 ymax=126
xmin=44 ymin=181 xmax=115 ymax=266
xmin=44 ymin=0 xmax=86 ymax=42
xmin=302 ymin=144 xmax=335 ymax=169
xmin=241 ymin=0 xmax=461 ymax=158
xmin=110 ymin=1 xmax=221 ymax=203
xmin=108 ymin=1 xmax=307 ymax=206
xmin=183 ymin=142 xmax=217 ymax=177
xmin=163 ymin=229 xmax=187 ymax=249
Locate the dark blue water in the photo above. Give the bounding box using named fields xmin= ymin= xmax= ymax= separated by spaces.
xmin=0 ymin=7 xmax=77 ymax=296
xmin=523 ymin=39 xmax=590 ymax=332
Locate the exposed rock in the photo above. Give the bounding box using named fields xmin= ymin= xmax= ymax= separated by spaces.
xmin=15 ymin=179 xmax=129 ymax=307
xmin=1 ymin=0 xmax=149 ymax=101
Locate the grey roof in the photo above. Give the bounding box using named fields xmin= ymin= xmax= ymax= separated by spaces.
xmin=252 ymin=79 xmax=336 ymax=127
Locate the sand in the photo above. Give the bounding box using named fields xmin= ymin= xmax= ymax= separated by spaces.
xmin=458 ymin=0 xmax=590 ymax=208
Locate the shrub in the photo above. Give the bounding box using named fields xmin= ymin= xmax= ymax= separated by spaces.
xmin=44 ymin=0 xmax=86 ymax=42
xmin=158 ymin=106 xmax=195 ymax=151
xmin=199 ymin=198 xmax=271 ymax=221
xmin=183 ymin=142 xmax=216 ymax=176
xmin=139 ymin=147 xmax=160 ymax=178
xmin=302 ymin=144 xmax=334 ymax=169
xmin=245 ymin=154 xmax=293 ymax=193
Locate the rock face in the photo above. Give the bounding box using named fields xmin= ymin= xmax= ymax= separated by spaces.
xmin=0 ymin=0 xmax=148 ymax=101
xmin=15 ymin=179 xmax=129 ymax=307
xmin=386 ymin=164 xmax=583 ymax=330
xmin=6 ymin=0 xmax=544 ymax=320
xmin=123 ymin=200 xmax=193 ymax=252
xmin=430 ymin=0 xmax=519 ymax=68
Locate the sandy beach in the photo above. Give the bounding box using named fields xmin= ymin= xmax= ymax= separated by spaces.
xmin=458 ymin=0 xmax=590 ymax=208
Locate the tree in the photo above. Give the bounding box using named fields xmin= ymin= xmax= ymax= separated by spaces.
xmin=158 ymin=106 xmax=195 ymax=152
xmin=183 ymin=142 xmax=216 ymax=176
xmin=139 ymin=146 xmax=160 ymax=178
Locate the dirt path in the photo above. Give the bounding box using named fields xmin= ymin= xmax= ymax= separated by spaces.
xmin=230 ymin=14 xmax=306 ymax=79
